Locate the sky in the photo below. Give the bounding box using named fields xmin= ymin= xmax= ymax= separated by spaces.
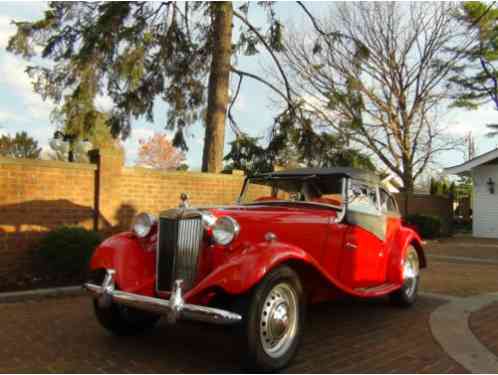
xmin=0 ymin=2 xmax=497 ymax=174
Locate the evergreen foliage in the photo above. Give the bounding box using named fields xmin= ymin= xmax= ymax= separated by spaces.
xmin=49 ymin=111 xmax=123 ymax=162
xmin=0 ymin=131 xmax=41 ymax=159
xmin=37 ymin=226 xmax=103 ymax=275
xmin=405 ymin=214 xmax=442 ymax=239
xmin=224 ymin=130 xmax=375 ymax=177
xmin=7 ymin=2 xmax=310 ymax=172
xmin=450 ymin=2 xmax=498 ymax=110
xmin=429 ymin=177 xmax=456 ymax=198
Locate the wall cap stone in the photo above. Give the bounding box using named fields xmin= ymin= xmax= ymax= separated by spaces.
xmin=0 ymin=157 xmax=97 ymax=170
xmin=122 ymin=166 xmax=246 ymax=179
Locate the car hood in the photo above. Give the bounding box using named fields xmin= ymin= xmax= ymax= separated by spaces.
xmin=207 ymin=204 xmax=335 ymax=253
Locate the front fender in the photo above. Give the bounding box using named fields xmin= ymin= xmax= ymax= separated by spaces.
xmin=387 ymin=227 xmax=426 ymax=284
xmin=89 ymin=232 xmax=156 ymax=296
xmin=185 ymin=240 xmax=366 ymax=301
xmin=186 ymin=241 xmax=318 ymax=299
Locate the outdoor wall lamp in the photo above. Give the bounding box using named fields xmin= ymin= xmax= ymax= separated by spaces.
xmin=487 ymin=177 xmax=495 ymax=194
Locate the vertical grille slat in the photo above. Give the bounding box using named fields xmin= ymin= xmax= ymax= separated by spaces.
xmin=156 ymin=214 xmax=204 ymax=292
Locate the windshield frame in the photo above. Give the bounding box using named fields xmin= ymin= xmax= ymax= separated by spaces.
xmin=237 ymin=175 xmax=347 ymax=211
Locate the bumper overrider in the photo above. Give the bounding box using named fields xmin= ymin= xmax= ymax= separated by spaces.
xmin=83 ymin=269 xmax=242 ymax=325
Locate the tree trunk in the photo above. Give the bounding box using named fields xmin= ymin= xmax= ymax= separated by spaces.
xmin=201 ymin=2 xmax=233 ymax=173
xmin=401 ymin=163 xmax=414 ymax=215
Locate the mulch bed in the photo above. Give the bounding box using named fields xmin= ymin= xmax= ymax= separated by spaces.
xmin=0 ymin=275 xmax=82 ymax=293
xmin=0 ymin=262 xmax=85 ymax=293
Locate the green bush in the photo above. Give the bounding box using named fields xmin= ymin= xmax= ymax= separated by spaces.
xmin=405 ymin=214 xmax=442 ymax=239
xmin=37 ymin=226 xmax=103 ymax=275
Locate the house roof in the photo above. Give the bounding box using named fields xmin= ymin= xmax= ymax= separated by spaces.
xmin=445 ymin=148 xmax=498 ymax=175
xmin=255 ymin=167 xmax=380 ymax=184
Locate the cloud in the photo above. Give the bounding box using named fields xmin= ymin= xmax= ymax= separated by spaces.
xmin=95 ymin=94 xmax=114 ymax=112
xmin=443 ymin=104 xmax=498 ymax=138
xmin=0 ymin=110 xmax=17 ymax=123
xmin=0 ymin=54 xmax=54 ymax=121
xmin=0 ymin=15 xmax=15 ymax=49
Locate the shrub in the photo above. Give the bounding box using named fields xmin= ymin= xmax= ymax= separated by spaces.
xmin=405 ymin=214 xmax=442 ymax=239
xmin=37 ymin=226 xmax=103 ymax=275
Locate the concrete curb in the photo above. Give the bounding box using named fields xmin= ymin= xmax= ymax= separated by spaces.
xmin=0 ymin=285 xmax=84 ymax=304
xmin=430 ymin=292 xmax=498 ymax=373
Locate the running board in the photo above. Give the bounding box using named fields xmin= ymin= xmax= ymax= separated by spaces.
xmin=354 ymin=283 xmax=399 ymax=294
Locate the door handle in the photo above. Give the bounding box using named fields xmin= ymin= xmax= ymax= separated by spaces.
xmin=345 ymin=242 xmax=357 ymax=250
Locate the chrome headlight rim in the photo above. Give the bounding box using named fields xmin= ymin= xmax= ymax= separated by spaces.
xmin=212 ymin=216 xmax=240 ymax=246
xmin=131 ymin=212 xmax=156 ymax=238
xmin=201 ymin=211 xmax=217 ymax=229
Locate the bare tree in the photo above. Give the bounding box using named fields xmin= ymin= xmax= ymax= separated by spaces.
xmin=282 ymin=2 xmax=466 ymax=191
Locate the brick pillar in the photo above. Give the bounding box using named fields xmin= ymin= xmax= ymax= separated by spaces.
xmin=89 ymin=149 xmax=124 ymax=231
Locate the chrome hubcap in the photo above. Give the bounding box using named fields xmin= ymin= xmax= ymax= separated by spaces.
xmin=260 ymin=283 xmax=298 ymax=358
xmin=403 ymin=249 xmax=420 ymax=297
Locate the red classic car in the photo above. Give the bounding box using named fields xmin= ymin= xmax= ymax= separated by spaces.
xmin=84 ymin=167 xmax=426 ymax=371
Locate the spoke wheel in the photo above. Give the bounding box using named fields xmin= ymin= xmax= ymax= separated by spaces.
xmin=403 ymin=248 xmax=420 ymax=298
xmin=389 ymin=246 xmax=420 ymax=307
xmin=259 ymin=283 xmax=298 ymax=359
xmin=241 ymin=265 xmax=305 ymax=371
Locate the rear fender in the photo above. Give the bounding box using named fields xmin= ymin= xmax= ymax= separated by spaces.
xmin=89 ymin=232 xmax=156 ymax=295
xmin=386 ymin=227 xmax=426 ymax=284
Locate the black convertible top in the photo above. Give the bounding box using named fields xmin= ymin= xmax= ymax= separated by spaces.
xmin=254 ymin=167 xmax=380 ymax=184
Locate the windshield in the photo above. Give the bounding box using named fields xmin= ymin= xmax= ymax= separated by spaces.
xmin=239 ymin=176 xmax=344 ymax=207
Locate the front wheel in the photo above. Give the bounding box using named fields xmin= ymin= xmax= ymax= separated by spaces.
xmin=243 ymin=266 xmax=306 ymax=371
xmin=389 ymin=246 xmax=420 ymax=307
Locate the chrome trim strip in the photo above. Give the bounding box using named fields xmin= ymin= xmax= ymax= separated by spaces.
xmin=84 ymin=269 xmax=242 ymax=326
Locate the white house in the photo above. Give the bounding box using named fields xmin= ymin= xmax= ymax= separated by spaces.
xmin=445 ymin=148 xmax=498 ymax=238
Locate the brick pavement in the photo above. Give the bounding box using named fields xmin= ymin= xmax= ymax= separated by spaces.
xmin=421 ymin=259 xmax=498 ymax=297
xmin=470 ymin=301 xmax=498 ymax=359
xmin=0 ymin=295 xmax=465 ymax=373
xmin=421 ymin=237 xmax=498 ymax=297
xmin=2 ymin=236 xmax=498 ymax=373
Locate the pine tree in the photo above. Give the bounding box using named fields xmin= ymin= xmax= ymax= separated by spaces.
xmin=450 ymin=2 xmax=498 ymax=110
xmin=0 ymin=131 xmax=41 ymax=159
xmin=8 ymin=2 xmax=324 ymax=172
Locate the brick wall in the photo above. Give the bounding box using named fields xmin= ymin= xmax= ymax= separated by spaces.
xmin=0 ymin=158 xmax=96 ymax=283
xmin=0 ymin=152 xmax=246 ymax=287
xmin=0 ymin=151 xmax=454 ymax=287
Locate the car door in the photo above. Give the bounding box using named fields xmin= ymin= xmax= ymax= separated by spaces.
xmin=379 ymin=188 xmax=402 ymax=280
xmin=339 ymin=179 xmax=386 ymax=288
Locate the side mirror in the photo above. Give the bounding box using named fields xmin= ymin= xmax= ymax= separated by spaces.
xmin=179 ymin=193 xmax=190 ymax=208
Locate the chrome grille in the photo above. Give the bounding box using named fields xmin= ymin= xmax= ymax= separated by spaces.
xmin=157 ymin=215 xmax=204 ymax=292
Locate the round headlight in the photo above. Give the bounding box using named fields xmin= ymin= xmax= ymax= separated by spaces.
xmin=132 ymin=213 xmax=155 ymax=238
xmin=212 ymin=216 xmax=240 ymax=245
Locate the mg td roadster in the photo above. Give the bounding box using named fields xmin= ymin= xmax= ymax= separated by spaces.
xmin=84 ymin=167 xmax=426 ymax=371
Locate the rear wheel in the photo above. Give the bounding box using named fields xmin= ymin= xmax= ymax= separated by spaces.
xmin=389 ymin=246 xmax=420 ymax=307
xmin=93 ymin=299 xmax=161 ymax=336
xmin=242 ymin=266 xmax=306 ymax=371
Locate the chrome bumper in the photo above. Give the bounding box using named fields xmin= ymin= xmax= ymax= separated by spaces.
xmin=83 ymin=269 xmax=242 ymax=325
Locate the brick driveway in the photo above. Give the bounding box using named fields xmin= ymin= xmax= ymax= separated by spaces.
xmin=471 ymin=301 xmax=498 ymax=359
xmin=0 ymin=295 xmax=463 ymax=373
xmin=2 ymin=236 xmax=498 ymax=373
